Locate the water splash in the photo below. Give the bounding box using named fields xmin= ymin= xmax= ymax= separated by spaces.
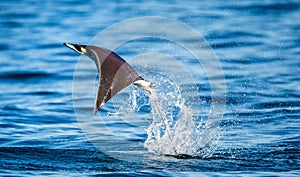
xmin=144 ymin=88 xmax=219 ymax=158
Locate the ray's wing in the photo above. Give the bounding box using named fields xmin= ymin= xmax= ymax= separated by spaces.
xmin=63 ymin=43 xmax=143 ymax=114
xmin=86 ymin=46 xmax=143 ymax=114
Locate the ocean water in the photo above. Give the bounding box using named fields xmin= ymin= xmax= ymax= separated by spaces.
xmin=0 ymin=0 xmax=299 ymax=176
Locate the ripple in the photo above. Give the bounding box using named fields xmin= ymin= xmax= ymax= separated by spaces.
xmin=1 ymin=21 xmax=23 ymax=28
xmin=250 ymin=101 xmax=300 ymax=109
xmin=221 ymin=2 xmax=300 ymax=14
xmin=0 ymin=43 xmax=9 ymax=50
xmin=206 ymin=30 xmax=266 ymax=40
xmin=0 ymin=147 xmax=116 ymax=171
xmin=23 ymin=91 xmax=61 ymax=96
xmin=0 ymin=71 xmax=55 ymax=81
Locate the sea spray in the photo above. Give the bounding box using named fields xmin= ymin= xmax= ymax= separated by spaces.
xmin=144 ymin=87 xmax=219 ymax=157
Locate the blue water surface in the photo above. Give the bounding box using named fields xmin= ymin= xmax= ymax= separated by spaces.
xmin=0 ymin=0 xmax=299 ymax=176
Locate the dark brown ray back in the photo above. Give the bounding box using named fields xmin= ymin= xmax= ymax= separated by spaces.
xmin=85 ymin=46 xmax=143 ymax=114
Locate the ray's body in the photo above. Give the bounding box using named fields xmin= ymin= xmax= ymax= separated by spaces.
xmin=64 ymin=43 xmax=152 ymax=114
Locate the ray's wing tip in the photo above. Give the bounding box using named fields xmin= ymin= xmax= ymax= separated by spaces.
xmin=63 ymin=42 xmax=71 ymax=47
xmin=93 ymin=108 xmax=98 ymax=115
xmin=63 ymin=42 xmax=73 ymax=49
xmin=94 ymin=102 xmax=104 ymax=115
